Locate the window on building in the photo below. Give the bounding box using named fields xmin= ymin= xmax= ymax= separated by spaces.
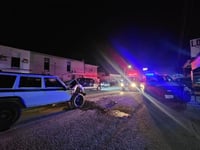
xmin=44 ymin=58 xmax=50 ymax=71
xmin=11 ymin=57 xmax=20 ymax=68
xmin=19 ymin=77 xmax=41 ymax=88
xmin=67 ymin=61 xmax=71 ymax=72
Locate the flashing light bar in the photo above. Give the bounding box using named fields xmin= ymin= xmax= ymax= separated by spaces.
xmin=145 ymin=73 xmax=154 ymax=76
xmin=143 ymin=67 xmax=148 ymax=71
xmin=128 ymin=73 xmax=137 ymax=76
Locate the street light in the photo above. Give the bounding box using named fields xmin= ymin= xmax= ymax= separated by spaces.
xmin=128 ymin=65 xmax=132 ymax=69
xmin=142 ymin=67 xmax=148 ymax=71
xmin=124 ymin=65 xmax=132 ymax=75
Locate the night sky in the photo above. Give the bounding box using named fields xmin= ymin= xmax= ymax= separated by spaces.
xmin=0 ymin=1 xmax=200 ymax=74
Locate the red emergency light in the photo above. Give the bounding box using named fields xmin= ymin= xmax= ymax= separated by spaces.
xmin=127 ymin=72 xmax=137 ymax=76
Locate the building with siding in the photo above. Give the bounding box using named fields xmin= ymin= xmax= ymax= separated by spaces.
xmin=0 ymin=45 xmax=98 ymax=81
xmin=0 ymin=45 xmax=31 ymax=73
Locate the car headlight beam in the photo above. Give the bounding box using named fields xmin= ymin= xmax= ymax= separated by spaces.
xmin=120 ymin=83 xmax=124 ymax=87
xmin=131 ymin=82 xmax=136 ymax=87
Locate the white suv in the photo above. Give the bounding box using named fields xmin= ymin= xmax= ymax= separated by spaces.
xmin=0 ymin=72 xmax=85 ymax=131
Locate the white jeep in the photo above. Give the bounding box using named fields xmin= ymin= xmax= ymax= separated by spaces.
xmin=0 ymin=72 xmax=85 ymax=131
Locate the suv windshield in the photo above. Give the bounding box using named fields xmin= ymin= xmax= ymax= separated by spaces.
xmin=0 ymin=75 xmax=16 ymax=88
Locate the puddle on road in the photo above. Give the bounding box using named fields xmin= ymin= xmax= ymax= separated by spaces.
xmin=108 ymin=110 xmax=130 ymax=118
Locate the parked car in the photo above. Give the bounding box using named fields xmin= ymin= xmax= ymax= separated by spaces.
xmin=174 ymin=77 xmax=192 ymax=93
xmin=0 ymin=72 xmax=85 ymax=131
xmin=120 ymin=76 xmax=141 ymax=91
xmin=100 ymin=81 xmax=111 ymax=87
xmin=144 ymin=73 xmax=191 ymax=102
xmin=76 ymin=77 xmax=100 ymax=90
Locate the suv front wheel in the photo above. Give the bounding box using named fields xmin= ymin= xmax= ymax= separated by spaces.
xmin=0 ymin=103 xmax=21 ymax=131
xmin=70 ymin=93 xmax=85 ymax=108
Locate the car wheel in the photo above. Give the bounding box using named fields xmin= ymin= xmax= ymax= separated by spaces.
xmin=0 ymin=103 xmax=21 ymax=132
xmin=71 ymin=93 xmax=85 ymax=108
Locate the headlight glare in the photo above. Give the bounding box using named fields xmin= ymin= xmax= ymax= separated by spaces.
xmin=131 ymin=83 xmax=136 ymax=87
xmin=120 ymin=83 xmax=124 ymax=87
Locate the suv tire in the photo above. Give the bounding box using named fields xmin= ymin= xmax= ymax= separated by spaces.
xmin=0 ymin=103 xmax=21 ymax=131
xmin=71 ymin=93 xmax=85 ymax=108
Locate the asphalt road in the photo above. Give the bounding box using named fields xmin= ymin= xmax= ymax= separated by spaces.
xmin=1 ymin=88 xmax=200 ymax=150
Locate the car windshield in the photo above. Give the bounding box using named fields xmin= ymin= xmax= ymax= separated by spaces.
xmin=65 ymin=79 xmax=78 ymax=89
xmin=146 ymin=75 xmax=174 ymax=83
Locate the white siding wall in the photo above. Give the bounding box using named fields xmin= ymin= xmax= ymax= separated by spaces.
xmin=0 ymin=45 xmax=98 ymax=81
xmin=30 ymin=52 xmax=68 ymax=77
xmin=30 ymin=52 xmax=96 ymax=81
xmin=71 ymin=60 xmax=84 ymax=74
xmin=84 ymin=64 xmax=98 ymax=80
xmin=0 ymin=45 xmax=30 ymax=73
xmin=30 ymin=52 xmax=45 ymax=74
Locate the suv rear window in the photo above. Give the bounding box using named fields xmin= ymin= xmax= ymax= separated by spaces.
xmin=19 ymin=77 xmax=41 ymax=87
xmin=0 ymin=75 xmax=16 ymax=88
